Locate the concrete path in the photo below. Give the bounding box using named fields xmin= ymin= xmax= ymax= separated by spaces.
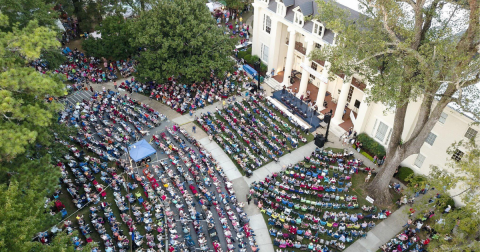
xmin=344 ymin=204 xmax=411 ymax=252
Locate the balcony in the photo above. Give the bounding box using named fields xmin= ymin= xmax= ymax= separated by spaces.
xmin=285 ymin=39 xmax=306 ymax=55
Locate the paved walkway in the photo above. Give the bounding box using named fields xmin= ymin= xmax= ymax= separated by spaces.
xmin=90 ymin=80 xmax=406 ymax=252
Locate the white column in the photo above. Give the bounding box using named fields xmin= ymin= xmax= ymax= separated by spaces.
xmin=332 ymin=77 xmax=352 ymax=124
xmin=315 ymin=62 xmax=330 ymax=110
xmin=282 ymin=28 xmax=296 ymax=87
xmin=251 ymin=4 xmax=262 ymax=59
xmin=267 ymin=18 xmax=279 ymax=73
xmin=297 ymin=39 xmax=314 ymax=98
xmin=353 ymin=93 xmax=369 ymax=132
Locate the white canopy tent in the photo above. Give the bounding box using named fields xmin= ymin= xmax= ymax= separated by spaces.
xmin=206 ymin=2 xmax=224 ymax=12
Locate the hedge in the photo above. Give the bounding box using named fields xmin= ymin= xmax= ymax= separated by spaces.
xmin=260 ymin=62 xmax=268 ymax=72
xmin=244 ymin=54 xmax=252 ymax=64
xmin=356 ymin=133 xmax=386 ymax=158
xmin=397 ymin=167 xmax=414 ymax=181
xmin=251 ymin=55 xmax=260 ymax=64
xmin=237 ymin=50 xmax=247 ymax=59
xmin=360 ymin=151 xmax=374 ymax=162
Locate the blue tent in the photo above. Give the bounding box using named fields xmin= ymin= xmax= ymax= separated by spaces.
xmin=129 ymin=139 xmax=156 ymax=162
xmin=243 ymin=64 xmax=258 ymax=77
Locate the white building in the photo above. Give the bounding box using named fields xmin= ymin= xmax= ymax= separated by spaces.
xmin=252 ymin=0 xmax=478 ymax=204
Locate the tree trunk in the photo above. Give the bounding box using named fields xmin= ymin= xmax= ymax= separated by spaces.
xmin=366 ymin=147 xmax=404 ymax=206
xmin=140 ymin=0 xmax=145 ymax=11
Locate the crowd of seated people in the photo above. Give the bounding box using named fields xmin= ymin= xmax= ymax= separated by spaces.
xmin=250 ymin=148 xmax=391 ymax=251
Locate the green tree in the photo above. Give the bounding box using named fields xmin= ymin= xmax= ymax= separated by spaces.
xmin=0 ymin=0 xmax=59 ymax=32
xmin=311 ymin=0 xmax=480 ymax=205
xmin=41 ymin=49 xmax=67 ymax=70
xmin=0 ymin=16 xmax=65 ymax=160
xmin=83 ymin=14 xmax=136 ymax=60
xmin=403 ymin=140 xmax=480 ymax=251
xmin=225 ymin=0 xmax=247 ymax=10
xmin=57 ymin=0 xmax=113 ymax=32
xmin=129 ymin=0 xmax=238 ymax=83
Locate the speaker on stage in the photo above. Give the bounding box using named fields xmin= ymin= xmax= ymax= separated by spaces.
xmin=315 ymin=134 xmax=326 ymax=148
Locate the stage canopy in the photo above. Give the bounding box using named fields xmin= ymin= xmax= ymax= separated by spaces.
xmin=129 ymin=139 xmax=156 ymax=162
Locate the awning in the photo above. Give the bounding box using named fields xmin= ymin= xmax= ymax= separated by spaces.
xmin=128 ymin=139 xmax=156 ymax=162
xmin=300 ymin=62 xmax=328 ymax=83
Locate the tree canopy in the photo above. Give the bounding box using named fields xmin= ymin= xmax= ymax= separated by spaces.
xmin=83 ymin=14 xmax=136 ymax=60
xmin=311 ymin=0 xmax=480 ymax=205
xmin=403 ymin=140 xmax=480 ymax=250
xmin=0 ymin=0 xmax=59 ymax=32
xmin=129 ymin=0 xmax=237 ymax=83
xmin=0 ymin=12 xmax=89 ymax=251
xmin=0 ymin=17 xmax=65 ymax=161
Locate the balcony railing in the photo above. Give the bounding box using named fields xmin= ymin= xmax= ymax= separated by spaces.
xmin=285 ymin=40 xmax=307 ymax=55
xmin=294 ymin=42 xmax=306 ymax=55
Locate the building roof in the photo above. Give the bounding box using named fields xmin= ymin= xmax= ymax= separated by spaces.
xmin=298 ymin=1 xmax=314 ymax=16
xmin=266 ymin=0 xmax=362 ymax=44
xmin=283 ymin=0 xmax=295 ymax=7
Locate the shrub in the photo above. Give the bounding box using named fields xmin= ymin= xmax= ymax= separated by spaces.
xmin=251 ymin=55 xmax=260 ymax=64
xmin=360 ymin=151 xmax=374 ymax=162
xmin=260 ymin=62 xmax=268 ymax=72
xmin=244 ymin=55 xmax=252 ymax=64
xmin=246 ymin=47 xmax=252 ymax=55
xmin=397 ymin=167 xmax=414 ymax=181
xmin=237 ymin=50 xmax=247 ymax=59
xmin=356 ymin=133 xmax=386 ymax=158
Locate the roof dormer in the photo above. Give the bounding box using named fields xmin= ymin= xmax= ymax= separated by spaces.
xmin=293 ymin=7 xmax=304 ymax=27
xmin=275 ymin=0 xmax=286 ymax=17
xmin=258 ymin=0 xmax=270 ymax=5
xmin=312 ymin=20 xmax=325 ymax=38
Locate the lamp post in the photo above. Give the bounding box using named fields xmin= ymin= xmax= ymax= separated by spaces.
xmin=319 ymin=109 xmax=333 ymax=142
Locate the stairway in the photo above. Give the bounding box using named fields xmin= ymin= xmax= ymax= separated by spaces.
xmin=265 ymin=76 xmax=283 ymax=91
xmin=328 ymin=123 xmax=347 ymax=138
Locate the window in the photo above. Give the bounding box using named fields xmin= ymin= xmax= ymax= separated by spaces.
xmin=263 ymin=14 xmax=271 ymax=34
xmin=439 ymin=112 xmax=448 ymax=124
xmin=260 ymin=44 xmax=269 ymax=63
xmin=294 ymin=12 xmax=303 ymax=26
xmin=276 ymin=3 xmax=285 ymax=16
xmin=354 ymin=100 xmax=361 ymax=109
xmin=414 ymin=154 xmax=426 ymax=168
xmin=347 ymin=86 xmax=354 ymax=103
xmin=465 ymin=127 xmax=477 ymax=140
xmin=309 ymin=74 xmax=316 ymax=80
xmin=311 ymin=62 xmax=317 ymax=71
xmin=315 ymin=43 xmax=322 ymax=49
xmin=375 ymin=121 xmax=388 ymax=142
xmin=313 ymin=22 xmax=324 ymax=37
xmin=425 ymin=132 xmax=437 ymax=146
xmin=452 ymin=149 xmax=464 ymax=162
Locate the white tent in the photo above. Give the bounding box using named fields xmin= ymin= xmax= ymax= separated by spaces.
xmin=206 ymin=2 xmax=224 ymax=12
xmin=89 ymin=31 xmax=102 ymax=39
xmin=56 ymin=19 xmax=65 ymax=31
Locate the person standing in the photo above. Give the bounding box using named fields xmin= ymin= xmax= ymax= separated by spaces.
xmin=192 ymin=125 xmax=196 ymax=133
xmin=114 ymin=81 xmax=117 ymax=89
xmin=247 ymin=194 xmax=252 ymax=205
xmin=90 ymin=86 xmax=94 ymax=93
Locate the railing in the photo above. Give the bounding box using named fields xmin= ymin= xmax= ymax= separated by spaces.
xmin=294 ymin=42 xmax=306 ymax=54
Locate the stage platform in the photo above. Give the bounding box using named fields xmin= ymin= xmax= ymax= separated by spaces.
xmin=271 ymin=90 xmax=322 ymax=132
